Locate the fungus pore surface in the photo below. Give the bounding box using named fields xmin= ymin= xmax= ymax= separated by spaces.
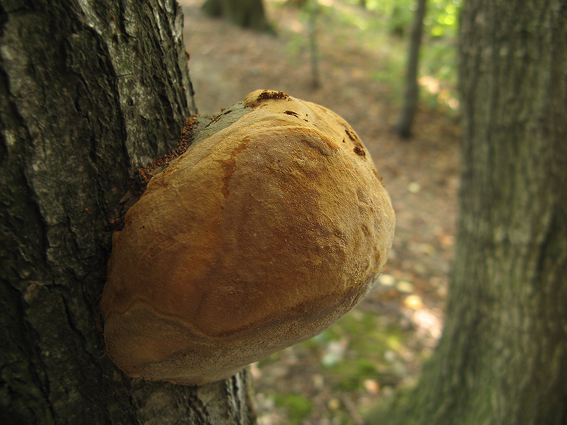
xmin=101 ymin=90 xmax=396 ymax=385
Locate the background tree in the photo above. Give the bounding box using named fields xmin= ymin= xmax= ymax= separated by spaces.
xmin=307 ymin=0 xmax=320 ymax=89
xmin=202 ymin=0 xmax=273 ymax=33
xmin=369 ymin=0 xmax=567 ymax=423
xmin=395 ymin=0 xmax=427 ymax=139
xmin=0 ymin=0 xmax=255 ymax=423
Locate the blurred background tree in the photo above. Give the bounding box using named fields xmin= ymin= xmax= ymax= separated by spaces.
xmin=396 ymin=0 xmax=427 ymax=138
xmin=202 ymin=0 xmax=274 ymax=32
xmin=368 ymin=0 xmax=567 ymax=422
xmin=306 ymin=0 xmax=321 ymax=88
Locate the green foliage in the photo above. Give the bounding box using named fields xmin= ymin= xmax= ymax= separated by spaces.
xmin=419 ymin=39 xmax=460 ymax=111
xmin=277 ymin=0 xmax=460 ymax=113
xmin=361 ymin=0 xmax=461 ymax=113
xmin=301 ymin=309 xmax=409 ymax=391
xmin=273 ymin=393 xmax=314 ymax=423
xmin=426 ymin=0 xmax=461 ymax=38
xmin=343 ymin=0 xmax=461 ymax=38
xmin=371 ymin=52 xmax=407 ymax=104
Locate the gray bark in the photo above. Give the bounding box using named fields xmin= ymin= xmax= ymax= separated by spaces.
xmin=0 ymin=0 xmax=256 ymax=424
xmin=370 ymin=0 xmax=567 ymax=424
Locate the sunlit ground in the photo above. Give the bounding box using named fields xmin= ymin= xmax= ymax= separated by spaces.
xmin=181 ymin=1 xmax=460 ymax=423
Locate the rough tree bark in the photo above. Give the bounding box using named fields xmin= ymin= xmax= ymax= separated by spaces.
xmin=370 ymin=0 xmax=567 ymax=424
xmin=0 ymin=1 xmax=256 ymax=424
xmin=202 ymin=0 xmax=273 ymax=33
xmin=395 ymin=0 xmax=427 ymax=139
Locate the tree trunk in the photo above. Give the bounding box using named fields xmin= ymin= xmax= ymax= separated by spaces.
xmin=395 ymin=0 xmax=427 ymax=139
xmin=308 ymin=0 xmax=320 ymax=89
xmin=370 ymin=0 xmax=567 ymax=424
xmin=0 ymin=1 xmax=256 ymax=424
xmin=202 ymin=0 xmax=273 ymax=33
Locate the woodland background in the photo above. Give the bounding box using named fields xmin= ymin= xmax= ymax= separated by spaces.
xmin=182 ymin=0 xmax=460 ymax=423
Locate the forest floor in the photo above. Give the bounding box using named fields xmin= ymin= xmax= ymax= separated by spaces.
xmin=180 ymin=1 xmax=461 ymax=424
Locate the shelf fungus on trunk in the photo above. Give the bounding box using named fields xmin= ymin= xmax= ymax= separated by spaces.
xmin=100 ymin=90 xmax=396 ymax=385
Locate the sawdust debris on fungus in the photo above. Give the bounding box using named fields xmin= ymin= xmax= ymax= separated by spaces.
xmin=257 ymin=90 xmax=289 ymax=101
xmin=134 ymin=115 xmax=197 ymax=195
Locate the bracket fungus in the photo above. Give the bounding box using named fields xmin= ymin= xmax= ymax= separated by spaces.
xmin=101 ymin=90 xmax=396 ymax=385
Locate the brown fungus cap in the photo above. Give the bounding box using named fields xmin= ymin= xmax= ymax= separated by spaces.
xmin=100 ymin=90 xmax=396 ymax=385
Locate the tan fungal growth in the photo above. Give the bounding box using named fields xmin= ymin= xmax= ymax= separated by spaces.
xmin=100 ymin=90 xmax=396 ymax=385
